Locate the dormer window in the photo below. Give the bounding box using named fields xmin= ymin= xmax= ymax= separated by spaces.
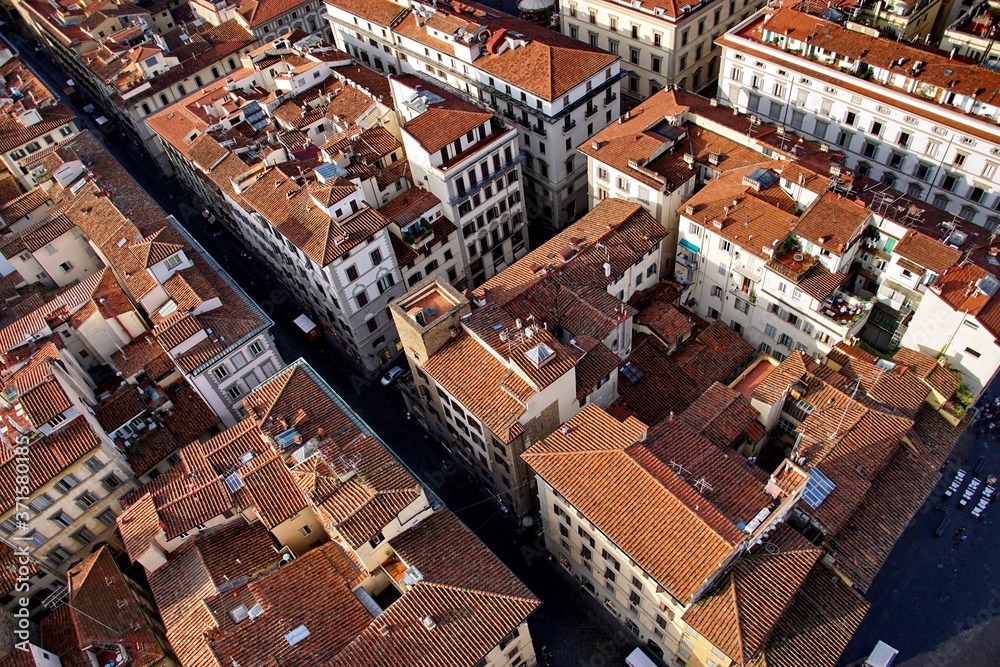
xmin=163 ymin=253 xmax=183 ymax=270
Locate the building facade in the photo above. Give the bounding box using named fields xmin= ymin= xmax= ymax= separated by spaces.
xmin=324 ymin=0 xmax=624 ymax=228
xmin=718 ymin=6 xmax=1000 ymax=231
xmin=562 ymin=0 xmax=767 ymax=105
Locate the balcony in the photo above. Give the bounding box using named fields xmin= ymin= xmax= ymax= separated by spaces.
xmin=676 ymin=253 xmax=698 ymax=270
xmin=562 ymin=120 xmax=577 ymax=134
xmin=401 ymin=219 xmax=434 ymax=248
xmin=818 ymin=291 xmax=872 ymax=327
xmin=585 ymin=106 xmax=598 ymax=118
xmin=532 ymin=124 xmax=547 ymax=136
xmin=604 ymin=92 xmax=618 ymax=104
xmin=766 ymin=248 xmax=817 ymax=282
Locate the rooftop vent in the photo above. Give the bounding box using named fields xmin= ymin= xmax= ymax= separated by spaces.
xmin=421 ymin=616 xmax=437 ymax=630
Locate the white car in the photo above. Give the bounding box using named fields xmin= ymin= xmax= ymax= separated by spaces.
xmin=380 ymin=366 xmax=405 ymax=386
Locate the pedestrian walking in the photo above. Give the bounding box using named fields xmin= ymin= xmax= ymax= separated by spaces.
xmin=953 ymin=527 xmax=966 ymax=540
xmin=956 ymin=534 xmax=969 ymax=547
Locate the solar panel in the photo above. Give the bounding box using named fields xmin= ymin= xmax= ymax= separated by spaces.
xmin=803 ymin=468 xmax=836 ymax=508
xmin=619 ymin=362 xmax=645 ymax=384
xmin=241 ymin=101 xmax=268 ymax=131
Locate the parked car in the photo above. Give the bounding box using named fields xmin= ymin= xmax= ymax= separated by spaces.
xmin=380 ymin=366 xmax=405 ymax=386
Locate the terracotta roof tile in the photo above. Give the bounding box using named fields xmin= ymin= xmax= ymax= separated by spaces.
xmin=523 ymin=405 xmax=743 ymax=603
xmin=95 ymin=385 xmax=146 ymax=433
xmin=754 ymin=566 xmax=869 ymax=667
xmin=895 ymin=230 xmax=962 ymax=275
xmin=684 ymin=526 xmax=822 ymax=665
xmin=329 ymin=510 xmax=539 ymax=666
xmin=66 ymin=548 xmax=166 ymax=667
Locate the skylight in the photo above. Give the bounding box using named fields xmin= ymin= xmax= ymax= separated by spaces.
xmin=284 ymin=625 xmax=310 ymax=646
xmin=803 ymin=468 xmax=836 ymax=508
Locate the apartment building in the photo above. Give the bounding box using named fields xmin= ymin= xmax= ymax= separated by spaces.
xmin=112 ymin=359 xmax=539 ymax=667
xmin=0 ymin=342 xmax=136 ymax=616
xmin=0 ymin=49 xmax=78 ymax=190
xmin=15 ymin=0 xmax=257 ymax=173
xmin=524 ymin=342 xmax=965 ymax=665
xmin=849 ymin=0 xmax=945 ymax=40
xmin=190 ymin=0 xmax=333 ymax=42
xmin=324 ymin=0 xmax=624 ymax=228
xmin=391 ymin=198 xmax=666 ymax=515
xmin=562 ymin=0 xmax=767 ymax=104
xmin=522 ymin=400 xmax=864 ymax=667
xmin=718 ymin=6 xmax=1000 ymax=231
xmin=580 ymin=87 xmax=840 ymax=276
xmin=78 ymin=19 xmax=258 ymax=174
xmin=390 ymin=75 xmax=529 ymax=287
xmin=148 ymin=36 xmax=488 ymax=373
xmin=941 ymin=0 xmax=1000 ymax=64
xmin=9 ymin=547 xmax=178 ymax=666
xmin=901 ymin=261 xmax=1000 ymax=396
xmin=0 ymin=131 xmax=283 ymax=425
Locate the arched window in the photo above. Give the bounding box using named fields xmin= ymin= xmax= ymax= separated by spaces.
xmin=565 ymin=156 xmax=575 ymax=173
xmin=177 ymin=84 xmax=186 ymax=96
xmin=538 ymin=160 xmax=548 ymax=178
xmin=212 ymin=67 xmax=219 ymax=78
xmin=160 ymin=94 xmax=169 ymax=106
xmin=141 ymin=103 xmax=150 ymax=115
xmin=194 ymin=75 xmax=203 ymax=87
xmin=228 ymin=58 xmax=236 ymax=70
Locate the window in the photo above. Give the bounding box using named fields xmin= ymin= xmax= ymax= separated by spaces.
xmin=227 ymin=385 xmax=243 ymax=400
xmin=72 ymin=527 xmax=96 ymax=544
xmin=76 ymin=492 xmax=98 ymax=510
xmin=356 ymin=291 xmax=369 ymax=308
xmin=214 ymin=365 xmax=229 ymax=381
xmin=651 ymin=56 xmax=661 ymax=73
xmin=711 ymin=286 xmax=723 ymax=298
xmin=377 ymin=273 xmax=395 ymax=294
xmin=735 ymin=299 xmax=749 ymax=314
xmin=29 ymin=494 xmax=53 ymax=512
xmin=83 ymin=457 xmax=104 ymax=474
xmin=249 ymin=341 xmax=264 ymax=356
xmin=96 ymin=509 xmax=117 ymax=526
xmin=718 ymin=262 xmax=726 ymax=276
xmin=966 ymin=347 xmax=982 ymax=358
xmin=792 ymin=289 xmax=803 ymax=300
xmin=47 ymin=546 xmax=71 ymax=564
xmin=59 ymin=261 xmax=72 ymax=273
xmin=55 ymin=475 xmax=78 ymax=493
xmin=102 ymin=474 xmax=123 ymax=492
xmin=50 ymin=511 xmax=73 ymax=528
xmin=346 ymin=265 xmax=359 ymax=282
xmin=299 ymin=525 xmax=313 ymax=536
xmin=764 ymin=324 xmax=777 ymax=339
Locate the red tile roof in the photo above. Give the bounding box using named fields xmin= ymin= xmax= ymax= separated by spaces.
xmin=523 ymin=405 xmax=744 ymax=603
xmin=328 ymin=510 xmax=540 ymax=666
xmin=683 ymin=526 xmax=822 ymax=665
xmin=66 ymin=547 xmax=166 ymax=667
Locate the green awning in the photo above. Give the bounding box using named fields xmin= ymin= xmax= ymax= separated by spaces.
xmin=679 ymin=238 xmax=700 ymax=253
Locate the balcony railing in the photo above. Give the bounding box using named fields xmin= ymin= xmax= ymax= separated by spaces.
xmin=448 ymin=152 xmax=526 ymax=206
xmin=562 ymin=120 xmax=577 ymax=134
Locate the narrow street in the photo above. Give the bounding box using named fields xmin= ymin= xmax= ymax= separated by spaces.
xmin=0 ymin=24 xmax=647 ymax=666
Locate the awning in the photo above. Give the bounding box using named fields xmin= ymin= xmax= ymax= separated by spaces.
xmin=679 ymin=238 xmax=700 ymax=253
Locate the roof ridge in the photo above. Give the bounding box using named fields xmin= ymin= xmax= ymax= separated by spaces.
xmin=418 ymin=580 xmax=540 ymax=604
